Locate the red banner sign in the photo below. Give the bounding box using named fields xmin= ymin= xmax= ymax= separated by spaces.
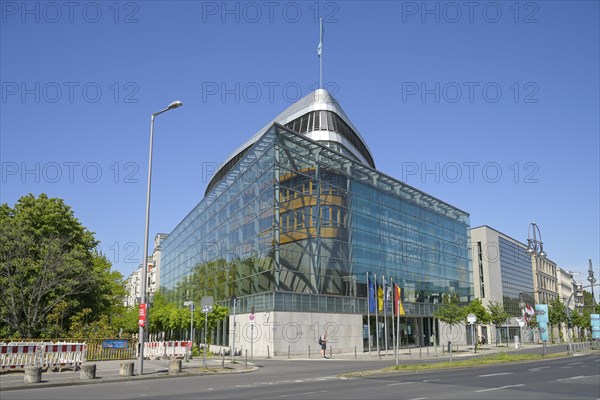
xmin=138 ymin=303 xmax=147 ymax=327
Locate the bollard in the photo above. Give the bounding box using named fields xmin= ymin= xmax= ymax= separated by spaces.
xmin=419 ymin=346 xmax=422 ymax=358
xmin=120 ymin=362 xmax=134 ymax=376
xmin=80 ymin=363 xmax=96 ymax=380
xmin=24 ymin=366 xmax=42 ymax=384
xmin=288 ymin=345 xmax=291 ymax=359
xmin=169 ymin=359 xmax=182 ymax=375
xmin=245 ymin=350 xmax=248 ymax=368
xmin=308 ymin=345 xmax=311 ymax=359
xmin=329 ymin=347 xmax=333 ymax=359
xmin=267 ymin=345 xmax=271 ymax=359
xmin=222 ymin=352 xmax=225 ymax=368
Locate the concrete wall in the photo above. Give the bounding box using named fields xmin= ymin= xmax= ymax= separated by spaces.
xmin=230 ymin=312 xmax=363 ymax=357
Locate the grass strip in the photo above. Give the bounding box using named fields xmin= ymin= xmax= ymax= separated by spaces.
xmin=341 ymin=352 xmax=567 ymax=378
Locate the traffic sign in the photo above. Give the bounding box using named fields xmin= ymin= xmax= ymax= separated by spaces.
xmin=467 ymin=313 xmax=477 ymax=324
xmin=201 ymin=296 xmax=213 ymax=312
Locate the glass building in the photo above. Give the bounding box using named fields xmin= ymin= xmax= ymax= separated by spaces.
xmin=160 ymin=90 xmax=472 ymax=355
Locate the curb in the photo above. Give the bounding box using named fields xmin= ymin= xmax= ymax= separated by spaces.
xmin=0 ymin=364 xmax=259 ymax=392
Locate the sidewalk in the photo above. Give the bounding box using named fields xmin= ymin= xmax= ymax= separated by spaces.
xmin=0 ymin=356 xmax=256 ymax=391
xmin=0 ymin=342 xmax=575 ymax=391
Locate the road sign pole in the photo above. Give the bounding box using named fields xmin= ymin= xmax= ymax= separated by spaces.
xmin=204 ymin=311 xmax=208 ymax=368
xmin=200 ymin=296 xmax=213 ymax=369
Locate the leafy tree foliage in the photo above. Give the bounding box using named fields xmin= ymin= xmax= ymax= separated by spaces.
xmin=433 ymin=292 xmax=466 ymax=329
xmin=464 ymin=299 xmax=491 ymax=325
xmin=0 ymin=194 xmax=124 ymax=338
xmin=487 ymin=301 xmax=510 ymax=346
xmin=548 ymin=297 xmax=567 ymax=342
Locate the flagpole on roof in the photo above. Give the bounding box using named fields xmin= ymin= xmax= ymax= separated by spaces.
xmin=317 ymin=17 xmax=324 ymax=89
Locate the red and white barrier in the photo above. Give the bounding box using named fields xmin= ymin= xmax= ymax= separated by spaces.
xmin=142 ymin=341 xmax=190 ymax=360
xmin=42 ymin=343 xmax=87 ymax=370
xmin=165 ymin=341 xmax=189 ymax=358
xmin=0 ymin=342 xmax=86 ymax=370
xmin=0 ymin=344 xmax=43 ymax=369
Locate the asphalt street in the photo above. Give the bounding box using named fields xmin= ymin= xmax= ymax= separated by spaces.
xmin=2 ymin=351 xmax=598 ymax=399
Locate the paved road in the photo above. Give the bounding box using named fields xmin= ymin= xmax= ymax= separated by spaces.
xmin=3 ymin=351 xmax=598 ymax=399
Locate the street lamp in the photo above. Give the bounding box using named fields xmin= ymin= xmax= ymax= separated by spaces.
xmin=588 ymin=259 xmax=597 ymax=305
xmin=527 ymin=222 xmax=547 ymax=356
xmin=138 ymin=100 xmax=183 ymax=376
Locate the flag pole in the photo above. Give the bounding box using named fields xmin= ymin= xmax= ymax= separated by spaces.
xmin=367 ymin=272 xmax=372 ymax=357
xmin=391 ymin=277 xmax=396 ymax=359
xmin=374 ymin=273 xmax=380 ymax=359
xmin=319 ymin=17 xmax=323 ymax=89
xmin=395 ymin=280 xmax=400 ymax=365
xmin=383 ymin=275 xmax=388 ymax=356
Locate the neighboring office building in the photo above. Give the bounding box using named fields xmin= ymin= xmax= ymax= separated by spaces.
xmin=159 ymin=89 xmax=473 ymax=356
xmin=123 ymin=233 xmax=168 ymax=307
xmin=533 ymin=252 xmax=558 ymax=305
xmin=557 ymin=267 xmax=577 ymax=341
xmin=469 ymin=225 xmax=535 ymax=344
xmin=470 ymin=225 xmax=564 ymax=344
xmin=557 ymin=268 xmax=576 ymax=310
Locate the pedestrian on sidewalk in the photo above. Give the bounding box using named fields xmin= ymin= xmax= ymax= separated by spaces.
xmin=319 ymin=331 xmax=327 ymax=359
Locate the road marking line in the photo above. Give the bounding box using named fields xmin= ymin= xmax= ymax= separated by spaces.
xmin=568 ymin=362 xmax=583 ymax=365
xmin=477 ymin=372 xmax=513 ymax=377
xmin=556 ymin=376 xmax=593 ymax=381
xmin=386 ymin=381 xmax=416 ymax=386
xmin=561 ymin=366 xmax=572 ymax=369
xmin=423 ymin=379 xmax=440 ymax=382
xmin=279 ymin=391 xmax=328 ymax=398
xmin=409 ymin=398 xmax=427 ymax=400
xmin=529 ymin=366 xmax=550 ymax=372
xmin=475 ymin=384 xmax=524 ymax=393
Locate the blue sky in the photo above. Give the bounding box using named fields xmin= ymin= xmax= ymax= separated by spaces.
xmin=1 ymin=1 xmax=598 ymax=291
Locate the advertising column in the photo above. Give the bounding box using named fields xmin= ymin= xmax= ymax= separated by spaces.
xmin=535 ymin=304 xmax=549 ymax=356
xmin=591 ymin=314 xmax=600 ymax=340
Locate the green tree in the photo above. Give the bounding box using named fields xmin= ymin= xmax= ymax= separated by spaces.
xmin=487 ymin=301 xmax=510 ymax=346
xmin=0 ymin=194 xmax=124 ymax=338
xmin=464 ymin=299 xmax=490 ymax=350
xmin=433 ymin=292 xmax=466 ymax=343
xmin=195 ymin=304 xmax=229 ymax=345
xmin=548 ymin=297 xmax=567 ymax=343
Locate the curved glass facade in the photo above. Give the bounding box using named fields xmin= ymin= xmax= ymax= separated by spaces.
xmin=160 ymin=123 xmax=472 ymax=315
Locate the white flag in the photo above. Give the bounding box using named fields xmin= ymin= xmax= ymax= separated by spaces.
xmin=317 ymin=17 xmax=324 ymax=57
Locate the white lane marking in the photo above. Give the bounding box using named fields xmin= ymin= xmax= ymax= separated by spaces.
xmin=409 ymin=398 xmax=427 ymax=400
xmin=477 ymin=372 xmax=513 ymax=377
xmin=556 ymin=375 xmax=596 ymax=381
xmin=386 ymin=381 xmax=416 ymax=386
xmin=561 ymin=366 xmax=573 ymax=369
xmin=279 ymin=391 xmax=328 ymax=398
xmin=568 ymin=362 xmax=583 ymax=365
xmin=475 ymin=384 xmax=524 ymax=393
xmin=529 ymin=366 xmax=551 ymax=372
xmin=423 ymin=379 xmax=440 ymax=382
